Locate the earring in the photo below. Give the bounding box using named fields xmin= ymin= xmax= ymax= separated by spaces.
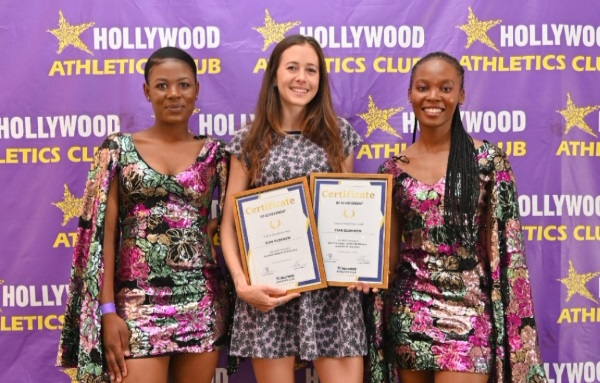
xmin=147 ymin=97 xmax=151 ymax=102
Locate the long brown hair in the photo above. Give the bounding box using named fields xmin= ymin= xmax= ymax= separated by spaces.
xmin=242 ymin=34 xmax=345 ymax=184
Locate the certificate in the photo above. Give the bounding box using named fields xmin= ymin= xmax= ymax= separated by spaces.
xmin=232 ymin=177 xmax=327 ymax=293
xmin=310 ymin=173 xmax=392 ymax=288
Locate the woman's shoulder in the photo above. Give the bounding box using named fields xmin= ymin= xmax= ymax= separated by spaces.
xmin=100 ymin=132 xmax=129 ymax=149
xmin=475 ymin=139 xmax=512 ymax=172
xmin=377 ymin=156 xmax=407 ymax=177
xmin=228 ymin=125 xmax=251 ymax=141
xmin=475 ymin=139 xmax=505 ymax=158
xmin=336 ymin=116 xmax=350 ymax=126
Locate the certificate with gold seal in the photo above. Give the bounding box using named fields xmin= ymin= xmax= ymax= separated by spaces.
xmin=310 ymin=173 xmax=392 ymax=288
xmin=232 ymin=177 xmax=327 ymax=293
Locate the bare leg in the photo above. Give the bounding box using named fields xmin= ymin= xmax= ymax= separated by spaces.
xmin=399 ymin=370 xmax=434 ymax=383
xmin=434 ymin=371 xmax=488 ymax=383
xmin=170 ymin=351 xmax=220 ymax=383
xmin=122 ymin=356 xmax=170 ymax=383
xmin=313 ymin=356 xmax=363 ymax=383
xmin=251 ymin=356 xmax=296 ymax=383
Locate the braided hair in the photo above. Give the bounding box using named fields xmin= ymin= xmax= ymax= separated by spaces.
xmin=410 ymin=52 xmax=479 ymax=248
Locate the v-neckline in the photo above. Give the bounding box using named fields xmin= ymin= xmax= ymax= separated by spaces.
xmin=128 ymin=133 xmax=208 ymax=177
xmin=394 ymin=140 xmax=489 ymax=187
xmin=401 ymin=170 xmax=445 ymax=188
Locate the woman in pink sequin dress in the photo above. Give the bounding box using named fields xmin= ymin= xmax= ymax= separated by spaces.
xmin=57 ymin=47 xmax=233 ymax=383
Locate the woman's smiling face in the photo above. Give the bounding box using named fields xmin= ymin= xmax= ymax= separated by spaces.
xmin=409 ymin=58 xmax=465 ymax=131
xmin=274 ymin=43 xmax=320 ymax=112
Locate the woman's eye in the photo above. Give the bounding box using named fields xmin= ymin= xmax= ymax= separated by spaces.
xmin=157 ymin=83 xmax=167 ymax=89
xmin=180 ymin=82 xmax=190 ymax=88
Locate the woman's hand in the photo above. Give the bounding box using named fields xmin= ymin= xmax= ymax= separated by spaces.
xmin=101 ymin=313 xmax=131 ymax=382
xmin=236 ymin=283 xmax=301 ymax=312
xmin=347 ymin=281 xmax=379 ymax=294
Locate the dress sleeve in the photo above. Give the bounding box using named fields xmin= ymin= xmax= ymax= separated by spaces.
xmin=56 ymin=133 xmax=122 ymax=382
xmin=225 ymin=125 xmax=250 ymax=167
xmin=338 ymin=117 xmax=363 ymax=157
xmin=484 ymin=145 xmax=547 ymax=383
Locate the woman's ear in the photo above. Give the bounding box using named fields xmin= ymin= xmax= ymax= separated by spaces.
xmin=143 ymin=83 xmax=150 ymax=101
xmin=459 ymin=88 xmax=466 ymax=105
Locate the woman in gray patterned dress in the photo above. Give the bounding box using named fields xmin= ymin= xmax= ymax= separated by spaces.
xmin=220 ymin=35 xmax=367 ymax=383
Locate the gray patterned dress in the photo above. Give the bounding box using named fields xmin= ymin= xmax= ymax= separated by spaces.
xmin=225 ymin=117 xmax=367 ymax=360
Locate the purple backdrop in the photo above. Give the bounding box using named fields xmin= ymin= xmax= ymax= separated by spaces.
xmin=1 ymin=1 xmax=600 ymax=382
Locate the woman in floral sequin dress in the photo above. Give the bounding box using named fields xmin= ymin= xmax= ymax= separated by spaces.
xmin=220 ymin=35 xmax=366 ymax=383
xmin=364 ymin=52 xmax=547 ymax=383
xmin=57 ymin=47 xmax=233 ymax=383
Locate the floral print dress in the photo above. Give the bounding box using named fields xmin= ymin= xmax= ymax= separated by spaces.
xmin=225 ymin=117 xmax=368 ymax=360
xmin=57 ymin=133 xmax=233 ymax=382
xmin=364 ymin=142 xmax=546 ymax=383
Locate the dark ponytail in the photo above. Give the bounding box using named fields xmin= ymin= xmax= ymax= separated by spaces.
xmin=445 ymin=105 xmax=478 ymax=248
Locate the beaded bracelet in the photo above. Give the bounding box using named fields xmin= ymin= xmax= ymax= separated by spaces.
xmin=100 ymin=302 xmax=116 ymax=315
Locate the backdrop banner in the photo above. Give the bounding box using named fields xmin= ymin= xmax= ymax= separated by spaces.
xmin=1 ymin=1 xmax=599 ymax=382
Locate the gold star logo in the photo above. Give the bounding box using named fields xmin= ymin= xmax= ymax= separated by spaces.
xmin=557 ymin=92 xmax=600 ymax=137
xmin=456 ymin=7 xmax=502 ymax=52
xmin=60 ymin=368 xmax=78 ymax=382
xmin=253 ymin=9 xmax=301 ymax=51
xmin=52 ymin=184 xmax=84 ymax=226
xmin=357 ymin=95 xmax=403 ymax=138
xmin=558 ymin=260 xmax=600 ymax=303
xmin=47 ymin=10 xmax=95 ymax=55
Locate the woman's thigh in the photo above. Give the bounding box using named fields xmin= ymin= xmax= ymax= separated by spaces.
xmin=122 ymin=356 xmax=170 ymax=383
xmin=169 ymin=351 xmax=220 ymax=383
xmin=251 ymin=356 xmax=296 ymax=383
xmin=313 ymin=356 xmax=363 ymax=383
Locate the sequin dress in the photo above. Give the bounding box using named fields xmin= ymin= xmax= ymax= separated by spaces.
xmin=58 ymin=133 xmax=233 ymax=382
xmin=364 ymin=142 xmax=546 ymax=383
xmin=225 ymin=118 xmax=367 ymax=360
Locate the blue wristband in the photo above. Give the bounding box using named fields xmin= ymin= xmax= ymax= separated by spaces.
xmin=100 ymin=302 xmax=116 ymax=315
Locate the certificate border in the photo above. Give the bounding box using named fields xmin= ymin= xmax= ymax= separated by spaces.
xmin=310 ymin=173 xmax=392 ymax=288
xmin=232 ymin=177 xmax=327 ymax=293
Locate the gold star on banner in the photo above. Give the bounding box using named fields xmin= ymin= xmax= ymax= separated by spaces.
xmin=456 ymin=7 xmax=502 ymax=52
xmin=253 ymin=9 xmax=301 ymax=51
xmin=557 ymin=92 xmax=600 ymax=137
xmin=60 ymin=368 xmax=78 ymax=383
xmin=357 ymin=95 xmax=403 ymax=138
xmin=47 ymin=10 xmax=95 ymax=55
xmin=558 ymin=260 xmax=600 ymax=303
xmin=52 ymin=184 xmax=84 ymax=226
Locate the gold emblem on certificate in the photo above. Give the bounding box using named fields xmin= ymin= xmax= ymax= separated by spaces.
xmin=232 ymin=177 xmax=327 ymax=293
xmin=310 ymin=173 xmax=392 ymax=288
